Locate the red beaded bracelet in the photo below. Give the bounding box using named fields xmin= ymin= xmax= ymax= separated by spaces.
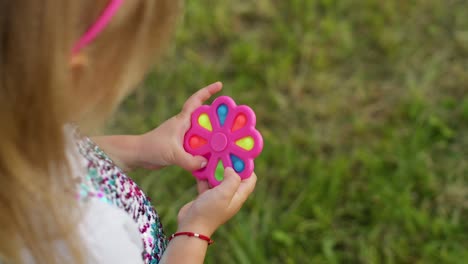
xmin=169 ymin=232 xmax=214 ymax=245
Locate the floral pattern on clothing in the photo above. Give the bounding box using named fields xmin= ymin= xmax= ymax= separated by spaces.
xmin=76 ymin=136 xmax=167 ymax=264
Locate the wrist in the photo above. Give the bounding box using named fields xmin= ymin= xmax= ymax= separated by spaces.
xmin=135 ymin=132 xmax=166 ymax=170
xmin=133 ymin=133 xmax=147 ymax=169
xmin=120 ymin=135 xmax=145 ymax=171
xmin=169 ymin=232 xmax=214 ymax=245
xmin=176 ymin=223 xmax=216 ymax=238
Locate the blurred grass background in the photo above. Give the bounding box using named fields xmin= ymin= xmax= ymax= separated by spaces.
xmin=109 ymin=0 xmax=468 ymax=263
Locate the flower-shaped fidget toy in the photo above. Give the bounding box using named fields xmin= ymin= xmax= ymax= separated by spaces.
xmin=184 ymin=96 xmax=263 ymax=187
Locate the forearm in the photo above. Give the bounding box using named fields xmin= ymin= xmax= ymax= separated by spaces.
xmin=91 ymin=135 xmax=142 ymax=172
xmin=160 ymin=237 xmax=208 ymax=264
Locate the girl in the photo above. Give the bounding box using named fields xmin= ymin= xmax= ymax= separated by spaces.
xmin=0 ymin=1 xmax=257 ymax=263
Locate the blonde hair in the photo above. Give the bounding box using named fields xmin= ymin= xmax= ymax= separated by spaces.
xmin=0 ymin=0 xmax=180 ymax=263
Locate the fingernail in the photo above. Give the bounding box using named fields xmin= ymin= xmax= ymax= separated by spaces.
xmin=200 ymin=161 xmax=207 ymax=168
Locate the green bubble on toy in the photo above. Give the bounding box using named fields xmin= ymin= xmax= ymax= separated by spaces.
xmin=215 ymin=160 xmax=224 ymax=181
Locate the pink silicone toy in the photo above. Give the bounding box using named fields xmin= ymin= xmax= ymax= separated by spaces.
xmin=183 ymin=96 xmax=263 ymax=187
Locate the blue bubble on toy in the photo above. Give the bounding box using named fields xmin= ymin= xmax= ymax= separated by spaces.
xmin=217 ymin=104 xmax=228 ymax=127
xmin=230 ymin=154 xmax=245 ymax=173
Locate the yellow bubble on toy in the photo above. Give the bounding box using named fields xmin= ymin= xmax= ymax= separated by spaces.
xmin=236 ymin=136 xmax=254 ymax=151
xmin=198 ymin=113 xmax=212 ymax=131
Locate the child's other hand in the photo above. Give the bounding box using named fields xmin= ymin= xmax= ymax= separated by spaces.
xmin=177 ymin=168 xmax=257 ymax=236
xmin=137 ymin=82 xmax=222 ymax=171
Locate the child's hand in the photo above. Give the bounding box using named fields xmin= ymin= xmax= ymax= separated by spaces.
xmin=176 ymin=168 xmax=257 ymax=236
xmin=137 ymin=82 xmax=223 ymax=171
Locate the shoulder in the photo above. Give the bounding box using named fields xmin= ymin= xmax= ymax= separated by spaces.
xmin=67 ymin=126 xmax=168 ymax=263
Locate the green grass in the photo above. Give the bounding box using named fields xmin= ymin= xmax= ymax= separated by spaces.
xmin=109 ymin=0 xmax=468 ymax=263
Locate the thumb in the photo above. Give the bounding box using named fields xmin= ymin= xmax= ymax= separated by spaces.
xmin=216 ymin=167 xmax=241 ymax=200
xmin=175 ymin=151 xmax=207 ymax=171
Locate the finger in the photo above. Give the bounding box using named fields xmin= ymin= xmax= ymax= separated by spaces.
xmin=175 ymin=151 xmax=207 ymax=171
xmin=216 ymin=167 xmax=241 ymax=201
xmin=181 ymin=82 xmax=223 ymax=117
xmin=231 ymin=172 xmax=257 ymax=207
xmin=197 ymin=180 xmax=210 ymax=195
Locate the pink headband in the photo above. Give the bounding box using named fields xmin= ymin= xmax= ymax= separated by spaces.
xmin=72 ymin=0 xmax=124 ymax=55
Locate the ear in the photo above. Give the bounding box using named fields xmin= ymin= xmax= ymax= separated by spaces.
xmin=67 ymin=53 xmax=91 ymax=122
xmin=68 ymin=52 xmax=89 ymax=96
xmin=69 ymin=52 xmax=88 ymax=72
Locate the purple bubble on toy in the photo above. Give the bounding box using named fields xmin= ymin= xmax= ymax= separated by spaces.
xmin=183 ymin=96 xmax=263 ymax=187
